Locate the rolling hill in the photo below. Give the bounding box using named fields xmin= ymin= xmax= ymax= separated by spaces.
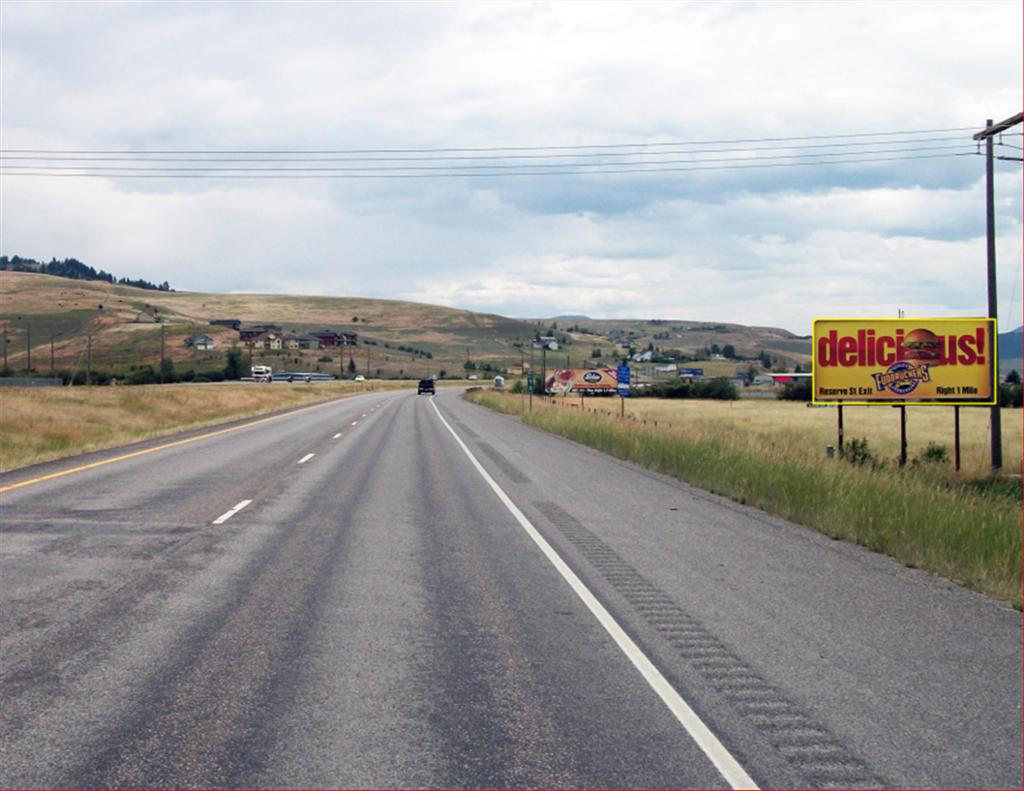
xmin=0 ymin=270 xmax=821 ymax=379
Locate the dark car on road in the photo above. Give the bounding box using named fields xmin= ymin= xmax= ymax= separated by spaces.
xmin=417 ymin=378 xmax=435 ymax=395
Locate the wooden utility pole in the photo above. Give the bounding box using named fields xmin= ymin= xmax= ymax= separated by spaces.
xmin=973 ymin=112 xmax=1021 ymax=470
xmin=160 ymin=323 xmax=166 ymax=384
xmin=25 ymin=323 xmax=31 ymax=372
xmin=86 ymin=334 xmax=92 ymax=386
xmin=50 ymin=330 xmax=55 ymax=373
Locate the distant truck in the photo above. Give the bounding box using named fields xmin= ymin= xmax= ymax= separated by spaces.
xmin=493 ymin=375 xmax=505 ymax=389
xmin=251 ymin=365 xmax=273 ymax=383
xmin=417 ymin=378 xmax=435 ymax=395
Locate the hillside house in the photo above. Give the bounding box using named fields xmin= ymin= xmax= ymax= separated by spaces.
xmin=282 ymin=334 xmax=302 ymax=350
xmin=239 ymin=324 xmax=282 ymax=342
xmin=210 ymin=319 xmax=241 ymax=330
xmin=252 ymin=331 xmax=283 ymax=350
xmin=185 ymin=334 xmax=216 ymax=351
xmin=311 ymin=330 xmax=341 ymax=347
xmin=135 ymin=307 xmax=160 ymax=323
xmin=299 ymin=335 xmax=322 ymax=350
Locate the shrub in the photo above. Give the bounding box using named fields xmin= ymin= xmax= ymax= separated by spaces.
xmin=129 ymin=366 xmax=158 ymax=385
xmin=780 ymin=378 xmax=812 ymax=401
xmin=998 ymin=382 xmax=1022 ymax=408
xmin=643 ymin=378 xmax=737 ymax=400
xmin=223 ymin=348 xmax=244 ymax=380
xmin=845 ymin=437 xmax=874 ymax=466
xmin=510 ymin=379 xmax=525 ymax=393
xmin=913 ymin=442 xmax=950 ymax=466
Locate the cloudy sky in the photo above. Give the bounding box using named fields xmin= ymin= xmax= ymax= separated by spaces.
xmin=2 ymin=1 xmax=1021 ymax=332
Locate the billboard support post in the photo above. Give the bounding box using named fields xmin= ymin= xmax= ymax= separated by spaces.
xmin=837 ymin=404 xmax=844 ymax=460
xmin=954 ymin=406 xmax=961 ymax=472
xmin=899 ymin=405 xmax=908 ymax=468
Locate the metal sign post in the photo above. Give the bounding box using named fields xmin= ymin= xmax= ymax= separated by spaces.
xmin=617 ymin=364 xmax=631 ymax=417
xmin=954 ymin=405 xmax=961 ymax=472
xmin=837 ymin=404 xmax=844 ymax=460
xmin=899 ymin=405 xmax=908 ymax=468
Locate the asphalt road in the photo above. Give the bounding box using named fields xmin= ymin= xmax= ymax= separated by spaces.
xmin=0 ymin=388 xmax=1020 ymax=789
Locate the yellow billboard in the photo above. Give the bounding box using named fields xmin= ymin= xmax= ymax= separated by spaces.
xmin=812 ymin=318 xmax=996 ymax=405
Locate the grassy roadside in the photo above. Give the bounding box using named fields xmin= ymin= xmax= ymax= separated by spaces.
xmin=0 ymin=381 xmax=414 ymax=472
xmin=465 ymin=390 xmax=1022 ymax=606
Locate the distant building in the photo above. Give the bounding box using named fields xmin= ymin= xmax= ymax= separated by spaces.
xmin=769 ymin=372 xmax=812 ymax=386
xmin=252 ymin=331 xmax=282 ymax=350
xmin=210 ymin=319 xmax=241 ymax=330
xmin=185 ymin=334 xmax=216 ymax=351
xmin=135 ymin=307 xmax=160 ymax=323
xmin=311 ymin=330 xmax=341 ymax=348
xmin=239 ymin=324 xmax=282 ymax=342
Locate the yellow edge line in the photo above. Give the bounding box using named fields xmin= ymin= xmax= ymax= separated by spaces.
xmin=0 ymin=394 xmax=358 ymax=495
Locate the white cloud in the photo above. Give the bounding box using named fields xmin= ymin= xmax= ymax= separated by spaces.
xmin=1 ymin=1 xmax=1021 ymax=331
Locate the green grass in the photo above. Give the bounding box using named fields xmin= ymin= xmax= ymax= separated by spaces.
xmin=465 ymin=390 xmax=1022 ymax=606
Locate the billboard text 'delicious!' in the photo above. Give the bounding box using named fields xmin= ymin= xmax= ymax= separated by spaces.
xmin=816 ymin=327 xmax=987 ymax=369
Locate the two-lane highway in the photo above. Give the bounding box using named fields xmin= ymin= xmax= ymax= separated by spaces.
xmin=1 ymin=388 xmax=1020 ymax=788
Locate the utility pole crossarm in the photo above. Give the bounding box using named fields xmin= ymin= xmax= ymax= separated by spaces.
xmin=972 ymin=112 xmax=1023 ymax=140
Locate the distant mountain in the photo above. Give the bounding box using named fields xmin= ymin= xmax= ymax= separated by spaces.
xmin=551 ymin=314 xmax=592 ymax=321
xmin=998 ymin=325 xmax=1022 ymax=376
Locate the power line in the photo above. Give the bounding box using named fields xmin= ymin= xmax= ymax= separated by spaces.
xmin=0 ymin=144 xmax=973 ymax=174
xmin=2 ymin=134 xmax=994 ymax=164
xmin=0 ymin=126 xmax=981 ymax=156
xmin=0 ymin=151 xmax=972 ymax=179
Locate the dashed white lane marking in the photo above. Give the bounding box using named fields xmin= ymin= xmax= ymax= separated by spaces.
xmin=298 ymin=453 xmax=315 ymax=464
xmin=212 ymin=499 xmax=252 ymax=525
xmin=351 ymin=421 xmax=358 ymax=426
xmin=333 ymin=433 xmax=342 ymax=439
xmin=361 ymin=413 xmax=367 ymax=417
xmin=428 ymin=397 xmax=758 ymax=791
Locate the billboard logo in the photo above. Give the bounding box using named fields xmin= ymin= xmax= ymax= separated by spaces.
xmin=871 ymin=361 xmax=931 ymax=394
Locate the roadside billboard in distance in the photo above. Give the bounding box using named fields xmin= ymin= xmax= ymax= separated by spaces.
xmin=546 ymin=368 xmax=621 ymax=394
xmin=812 ymin=318 xmax=996 ymax=405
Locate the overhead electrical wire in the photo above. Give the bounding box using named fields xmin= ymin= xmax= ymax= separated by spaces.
xmin=0 ymin=134 xmax=990 ymax=162
xmin=0 ymin=144 xmax=975 ymax=173
xmin=0 ymin=126 xmax=1006 ymax=179
xmin=2 ymin=152 xmax=976 ymax=179
xmin=0 ymin=125 xmax=981 ymax=155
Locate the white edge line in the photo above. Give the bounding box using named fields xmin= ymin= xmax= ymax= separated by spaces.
xmin=212 ymin=499 xmax=252 ymax=525
xmin=298 ymin=453 xmax=315 ymax=464
xmin=428 ymin=397 xmax=758 ymax=791
xmin=333 ymin=433 xmax=342 ymax=439
xmin=351 ymin=421 xmax=358 ymax=426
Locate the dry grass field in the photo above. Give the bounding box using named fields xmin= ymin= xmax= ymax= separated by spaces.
xmin=557 ymin=394 xmax=1022 ymax=478
xmin=467 ymin=390 xmax=1022 ymax=604
xmin=0 ymin=381 xmax=412 ymax=472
